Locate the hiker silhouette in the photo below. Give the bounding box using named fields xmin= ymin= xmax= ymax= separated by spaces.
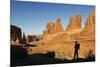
xmin=73 ymin=41 xmax=80 ymax=60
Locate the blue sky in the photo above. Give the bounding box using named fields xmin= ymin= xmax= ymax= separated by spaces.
xmin=10 ymin=1 xmax=95 ymax=35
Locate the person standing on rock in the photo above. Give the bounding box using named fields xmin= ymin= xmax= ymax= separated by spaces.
xmin=73 ymin=41 xmax=80 ymax=60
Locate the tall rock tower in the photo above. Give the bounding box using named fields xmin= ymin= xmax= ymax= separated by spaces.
xmin=43 ymin=17 xmax=64 ymax=34
xmin=84 ymin=11 xmax=95 ymax=32
xmin=53 ymin=17 xmax=64 ymax=33
xmin=65 ymin=14 xmax=82 ymax=32
xmin=43 ymin=22 xmax=55 ymax=34
xmin=75 ymin=14 xmax=82 ymax=28
xmin=80 ymin=11 xmax=95 ymax=39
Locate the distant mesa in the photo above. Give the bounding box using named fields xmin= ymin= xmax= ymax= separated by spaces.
xmin=10 ymin=25 xmax=22 ymax=42
xmin=10 ymin=24 xmax=42 ymax=45
xmin=10 ymin=25 xmax=28 ymax=45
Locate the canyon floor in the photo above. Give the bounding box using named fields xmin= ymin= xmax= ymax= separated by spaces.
xmin=11 ymin=40 xmax=95 ymax=66
xmin=28 ymin=40 xmax=95 ymax=60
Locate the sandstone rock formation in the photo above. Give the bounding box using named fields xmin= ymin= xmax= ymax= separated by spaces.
xmin=29 ymin=11 xmax=95 ymax=60
xmin=66 ymin=14 xmax=82 ymax=32
xmin=53 ymin=18 xmax=64 ymax=33
xmin=65 ymin=16 xmax=75 ymax=31
xmin=43 ymin=17 xmax=64 ymax=35
xmin=43 ymin=11 xmax=95 ymax=41
xmin=84 ymin=11 xmax=95 ymax=32
xmin=75 ymin=14 xmax=82 ymax=28
xmin=80 ymin=11 xmax=95 ymax=40
xmin=43 ymin=22 xmax=55 ymax=34
xmin=52 ymin=33 xmax=70 ymax=42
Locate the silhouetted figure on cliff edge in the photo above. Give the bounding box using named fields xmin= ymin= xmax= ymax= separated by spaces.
xmin=73 ymin=41 xmax=80 ymax=60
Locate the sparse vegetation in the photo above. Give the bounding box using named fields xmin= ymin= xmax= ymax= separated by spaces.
xmin=85 ymin=50 xmax=95 ymax=61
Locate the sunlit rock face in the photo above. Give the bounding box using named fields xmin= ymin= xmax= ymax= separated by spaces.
xmin=43 ymin=17 xmax=64 ymax=35
xmin=43 ymin=14 xmax=82 ymax=41
xmin=65 ymin=14 xmax=82 ymax=32
xmin=75 ymin=14 xmax=82 ymax=28
xmin=29 ymin=11 xmax=95 ymax=60
xmin=84 ymin=11 xmax=95 ymax=32
xmin=80 ymin=11 xmax=95 ymax=40
xmin=53 ymin=18 xmax=64 ymax=33
xmin=28 ymin=40 xmax=95 ymax=60
xmin=43 ymin=22 xmax=55 ymax=34
xmin=43 ymin=17 xmax=64 ymax=41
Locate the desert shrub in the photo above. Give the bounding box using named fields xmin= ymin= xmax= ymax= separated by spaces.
xmin=85 ymin=50 xmax=95 ymax=61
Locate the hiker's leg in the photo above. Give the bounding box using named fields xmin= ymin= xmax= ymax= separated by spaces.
xmin=77 ymin=51 xmax=78 ymax=59
xmin=74 ymin=51 xmax=76 ymax=59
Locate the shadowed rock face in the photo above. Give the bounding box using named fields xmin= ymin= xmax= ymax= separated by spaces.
xmin=11 ymin=25 xmax=22 ymax=42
